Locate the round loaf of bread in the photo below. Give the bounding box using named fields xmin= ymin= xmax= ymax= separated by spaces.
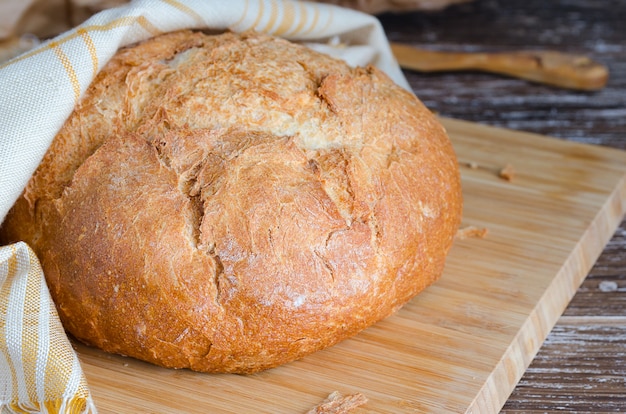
xmin=0 ymin=30 xmax=462 ymax=373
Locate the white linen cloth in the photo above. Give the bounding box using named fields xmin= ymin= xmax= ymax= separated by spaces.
xmin=1 ymin=242 xmax=96 ymax=414
xmin=0 ymin=1 xmax=407 ymax=412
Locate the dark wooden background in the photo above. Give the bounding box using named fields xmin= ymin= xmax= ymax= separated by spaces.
xmin=377 ymin=1 xmax=626 ymax=412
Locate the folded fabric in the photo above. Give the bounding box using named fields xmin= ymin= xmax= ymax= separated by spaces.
xmin=0 ymin=1 xmax=408 ymax=412
xmin=1 ymin=242 xmax=96 ymax=413
xmin=0 ymin=0 xmax=472 ymax=42
xmin=0 ymin=0 xmax=408 ymax=225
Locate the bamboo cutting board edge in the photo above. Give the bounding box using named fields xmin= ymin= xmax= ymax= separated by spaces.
xmin=467 ymin=160 xmax=626 ymax=413
xmin=444 ymin=117 xmax=626 ymax=412
xmin=75 ymin=118 xmax=626 ymax=413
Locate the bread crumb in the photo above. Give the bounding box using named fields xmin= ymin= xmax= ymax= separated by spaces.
xmin=456 ymin=226 xmax=488 ymax=240
xmin=459 ymin=160 xmax=479 ymax=169
xmin=462 ymin=160 xmax=515 ymax=181
xmin=598 ymin=280 xmax=618 ymax=292
xmin=307 ymin=391 xmax=368 ymax=414
xmin=498 ymin=164 xmax=515 ymax=181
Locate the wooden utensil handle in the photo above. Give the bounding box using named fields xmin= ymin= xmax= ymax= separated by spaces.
xmin=391 ymin=43 xmax=609 ymax=91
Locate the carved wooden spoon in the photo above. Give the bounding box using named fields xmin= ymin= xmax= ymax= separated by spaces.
xmin=391 ymin=43 xmax=609 ymax=91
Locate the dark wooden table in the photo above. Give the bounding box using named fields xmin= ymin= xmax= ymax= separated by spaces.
xmin=378 ymin=1 xmax=626 ymax=412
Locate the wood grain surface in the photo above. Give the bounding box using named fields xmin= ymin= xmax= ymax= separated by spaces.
xmin=378 ymin=1 xmax=626 ymax=412
xmin=78 ymin=118 xmax=626 ymax=413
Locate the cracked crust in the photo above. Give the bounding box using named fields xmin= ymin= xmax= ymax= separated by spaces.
xmin=0 ymin=30 xmax=462 ymax=373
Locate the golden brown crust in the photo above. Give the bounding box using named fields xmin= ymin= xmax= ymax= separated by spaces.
xmin=0 ymin=30 xmax=462 ymax=373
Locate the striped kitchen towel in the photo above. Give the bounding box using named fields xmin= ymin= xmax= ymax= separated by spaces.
xmin=0 ymin=0 xmax=408 ymax=226
xmin=0 ymin=1 xmax=407 ymax=412
xmin=0 ymin=242 xmax=96 ymax=414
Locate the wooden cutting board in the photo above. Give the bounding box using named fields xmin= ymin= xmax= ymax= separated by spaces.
xmin=75 ymin=118 xmax=626 ymax=413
